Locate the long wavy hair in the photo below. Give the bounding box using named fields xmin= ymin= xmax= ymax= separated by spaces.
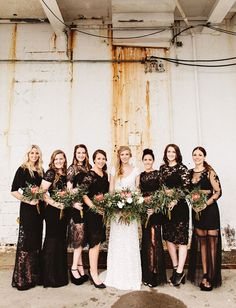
xmin=92 ymin=149 xmax=107 ymax=171
xmin=116 ymin=146 xmax=132 ymax=178
xmin=72 ymin=144 xmax=90 ymax=172
xmin=21 ymin=144 xmax=44 ymax=177
xmin=49 ymin=150 xmax=67 ymax=186
xmin=192 ymin=146 xmax=213 ymax=172
xmin=163 ymin=144 xmax=182 ymax=165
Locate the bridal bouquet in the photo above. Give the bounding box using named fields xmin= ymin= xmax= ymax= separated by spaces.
xmin=141 ymin=191 xmax=165 ymax=228
xmin=108 ymin=189 xmax=144 ymax=225
xmin=158 ymin=185 xmax=185 ymax=220
xmin=186 ymin=187 xmax=208 ymax=220
xmin=21 ymin=182 xmax=44 ymax=214
xmin=51 ymin=188 xmax=74 ymax=219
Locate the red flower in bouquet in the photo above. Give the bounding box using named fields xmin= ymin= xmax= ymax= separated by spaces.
xmin=51 ymin=188 xmax=74 ymax=219
xmin=186 ymin=187 xmax=208 ymax=220
xmin=21 ymin=182 xmax=44 ymax=214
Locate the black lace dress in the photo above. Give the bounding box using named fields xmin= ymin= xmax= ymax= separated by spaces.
xmin=11 ymin=166 xmax=44 ymax=290
xmin=82 ymin=170 xmax=109 ymax=248
xmin=67 ymin=165 xmax=88 ymax=248
xmin=140 ymin=170 xmax=167 ymax=286
xmin=187 ymin=169 xmax=222 ymax=287
xmin=42 ymin=169 xmax=69 ymax=288
xmin=159 ymin=164 xmax=190 ymax=245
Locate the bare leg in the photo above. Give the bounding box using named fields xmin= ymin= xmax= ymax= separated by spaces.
xmin=177 ymin=245 xmax=187 ymax=273
xmin=89 ymin=244 xmax=102 ymax=284
xmin=166 ymin=241 xmax=178 ymax=267
xmin=71 ymin=247 xmax=82 ymax=278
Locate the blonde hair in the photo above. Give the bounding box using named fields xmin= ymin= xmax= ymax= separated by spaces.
xmin=115 ymin=146 xmax=132 ymax=178
xmin=21 ymin=144 xmax=44 ymax=177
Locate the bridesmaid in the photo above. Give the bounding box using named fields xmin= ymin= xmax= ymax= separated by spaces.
xmin=139 ymin=149 xmax=167 ymax=287
xmin=41 ymin=150 xmax=69 ymax=288
xmin=67 ymin=144 xmax=91 ymax=285
xmin=11 ymin=145 xmax=44 ymax=290
xmin=82 ymin=149 xmax=109 ymax=288
xmin=187 ymin=146 xmax=222 ymax=291
xmin=159 ymin=144 xmax=190 ymax=287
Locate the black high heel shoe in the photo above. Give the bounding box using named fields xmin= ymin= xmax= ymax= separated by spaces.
xmin=168 ymin=266 xmax=177 ymax=284
xmin=70 ymin=269 xmax=85 ymax=285
xmin=77 ymin=265 xmax=89 ymax=283
xmin=88 ymin=270 xmax=106 ymax=289
xmin=199 ymin=274 xmax=212 ymax=291
xmin=172 ymin=271 xmax=185 ymax=286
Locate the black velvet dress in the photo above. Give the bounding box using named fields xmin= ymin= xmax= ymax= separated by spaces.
xmin=11 ymin=166 xmax=44 ymax=290
xmin=140 ymin=170 xmax=167 ymax=286
xmin=81 ymin=170 xmax=109 ymax=248
xmin=159 ymin=163 xmax=190 ymax=245
xmin=187 ymin=169 xmax=222 ymax=287
xmin=42 ymin=169 xmax=69 ymax=288
xmin=67 ymin=165 xmax=89 ymax=248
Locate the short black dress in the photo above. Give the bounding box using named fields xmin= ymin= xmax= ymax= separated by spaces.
xmin=188 ymin=169 xmax=222 ymax=287
xmin=159 ymin=163 xmax=190 ymax=245
xmin=11 ymin=166 xmax=44 ymax=290
xmin=140 ymin=170 xmax=167 ymax=286
xmin=42 ymin=169 xmax=70 ymax=288
xmin=67 ymin=165 xmax=89 ymax=249
xmin=82 ymin=170 xmax=109 ymax=248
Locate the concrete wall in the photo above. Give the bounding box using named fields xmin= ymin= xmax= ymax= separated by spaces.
xmin=0 ymin=23 xmax=235 ymax=250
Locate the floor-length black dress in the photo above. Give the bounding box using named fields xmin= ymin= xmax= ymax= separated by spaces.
xmin=11 ymin=166 xmax=44 ymax=290
xmin=187 ymin=169 xmax=222 ymax=287
xmin=140 ymin=170 xmax=167 ymax=287
xmin=82 ymin=170 xmax=109 ymax=248
xmin=159 ymin=163 xmax=190 ymax=245
xmin=42 ymin=169 xmax=69 ymax=287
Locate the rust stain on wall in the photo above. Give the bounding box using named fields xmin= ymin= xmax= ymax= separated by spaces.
xmin=224 ymin=225 xmax=236 ymax=249
xmin=51 ymin=33 xmax=57 ymax=50
xmin=145 ymin=80 xmax=151 ymax=146
xmin=112 ymin=46 xmax=153 ymax=163
xmin=6 ymin=24 xmax=18 ymax=147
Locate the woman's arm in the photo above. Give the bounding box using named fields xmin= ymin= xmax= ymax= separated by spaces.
xmin=41 ymin=179 xmax=64 ymax=210
xmin=206 ymin=170 xmax=222 ymax=206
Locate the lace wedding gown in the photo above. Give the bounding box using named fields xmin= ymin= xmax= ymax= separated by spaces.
xmin=104 ymin=167 xmax=142 ymax=290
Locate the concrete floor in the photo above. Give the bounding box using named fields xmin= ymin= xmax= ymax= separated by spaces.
xmin=0 ymin=267 xmax=236 ymax=308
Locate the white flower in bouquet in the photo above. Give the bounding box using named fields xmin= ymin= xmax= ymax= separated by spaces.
xmin=118 ymin=201 xmax=125 ymax=209
xmin=138 ymin=196 xmax=144 ymax=204
xmin=126 ymin=197 xmax=133 ymax=204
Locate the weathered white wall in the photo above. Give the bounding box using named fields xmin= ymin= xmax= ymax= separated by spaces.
xmin=0 ymin=23 xmax=235 ymax=249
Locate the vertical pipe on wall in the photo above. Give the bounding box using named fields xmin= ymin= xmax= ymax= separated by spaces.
xmin=191 ymin=34 xmax=202 ymax=144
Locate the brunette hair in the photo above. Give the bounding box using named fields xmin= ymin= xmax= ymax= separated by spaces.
xmin=163 ymin=144 xmax=182 ymax=165
xmin=192 ymin=146 xmax=213 ymax=172
xmin=72 ymin=144 xmax=90 ymax=171
xmin=142 ymin=148 xmax=155 ymax=161
xmin=92 ymin=149 xmax=107 ymax=171
xmin=49 ymin=150 xmax=67 ymax=185
xmin=21 ymin=144 xmax=44 ymax=177
xmin=116 ymin=146 xmax=132 ymax=178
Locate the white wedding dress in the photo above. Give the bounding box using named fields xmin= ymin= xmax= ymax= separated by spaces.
xmin=103 ymin=167 xmax=142 ymax=290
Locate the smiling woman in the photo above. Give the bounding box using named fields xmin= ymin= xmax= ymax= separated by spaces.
xmin=40 ymin=149 xmax=70 ymax=288
xmin=11 ymin=145 xmax=44 ymax=291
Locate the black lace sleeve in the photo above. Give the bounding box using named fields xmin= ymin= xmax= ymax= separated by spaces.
xmin=67 ymin=165 xmax=75 ymax=183
xmin=209 ymin=169 xmax=222 ymax=201
xmin=179 ymin=164 xmax=190 ymax=190
xmin=44 ymin=169 xmax=55 ymax=183
xmin=11 ymin=167 xmax=24 ymax=192
xmin=158 ymin=164 xmax=165 ymax=186
xmin=81 ymin=171 xmax=95 ymax=193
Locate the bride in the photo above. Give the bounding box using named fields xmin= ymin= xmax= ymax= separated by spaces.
xmin=104 ymin=146 xmax=142 ymax=290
